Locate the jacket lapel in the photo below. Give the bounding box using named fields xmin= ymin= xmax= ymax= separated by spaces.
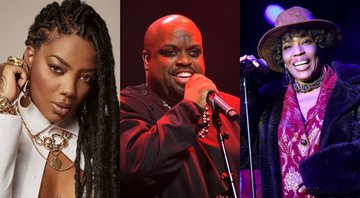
xmin=321 ymin=70 xmax=360 ymax=148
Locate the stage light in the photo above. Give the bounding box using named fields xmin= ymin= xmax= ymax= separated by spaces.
xmin=264 ymin=4 xmax=285 ymax=26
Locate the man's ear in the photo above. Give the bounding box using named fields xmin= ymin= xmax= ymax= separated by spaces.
xmin=23 ymin=46 xmax=35 ymax=70
xmin=142 ymin=50 xmax=150 ymax=71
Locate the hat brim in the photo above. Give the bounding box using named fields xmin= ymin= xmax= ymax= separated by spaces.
xmin=257 ymin=19 xmax=341 ymax=73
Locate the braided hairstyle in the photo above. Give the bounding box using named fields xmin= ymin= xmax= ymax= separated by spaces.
xmin=25 ymin=0 xmax=120 ymax=197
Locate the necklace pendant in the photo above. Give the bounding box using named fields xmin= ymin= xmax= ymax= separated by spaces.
xmin=50 ymin=158 xmax=62 ymax=169
xmin=161 ymin=99 xmax=172 ymax=109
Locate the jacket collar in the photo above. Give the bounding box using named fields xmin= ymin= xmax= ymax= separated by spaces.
xmin=331 ymin=61 xmax=360 ymax=84
xmin=320 ymin=76 xmax=360 ymax=146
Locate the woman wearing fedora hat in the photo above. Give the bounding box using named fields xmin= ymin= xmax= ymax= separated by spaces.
xmin=240 ymin=6 xmax=360 ymax=198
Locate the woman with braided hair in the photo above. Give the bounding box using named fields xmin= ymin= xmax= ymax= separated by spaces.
xmin=0 ymin=0 xmax=119 ymax=197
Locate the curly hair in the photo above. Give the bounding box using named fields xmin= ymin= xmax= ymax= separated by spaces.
xmin=270 ymin=28 xmax=340 ymax=69
xmin=25 ymin=0 xmax=120 ymax=197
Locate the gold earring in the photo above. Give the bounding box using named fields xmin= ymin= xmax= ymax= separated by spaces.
xmin=20 ymin=81 xmax=31 ymax=107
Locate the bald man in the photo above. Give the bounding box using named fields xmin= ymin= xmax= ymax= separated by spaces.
xmin=120 ymin=15 xmax=240 ymax=197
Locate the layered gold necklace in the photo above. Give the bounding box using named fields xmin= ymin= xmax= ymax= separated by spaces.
xmin=17 ymin=106 xmax=74 ymax=171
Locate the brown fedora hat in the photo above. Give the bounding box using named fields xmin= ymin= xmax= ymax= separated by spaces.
xmin=257 ymin=6 xmax=341 ymax=73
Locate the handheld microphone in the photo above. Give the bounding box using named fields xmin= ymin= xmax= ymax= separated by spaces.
xmin=240 ymin=58 xmax=269 ymax=74
xmin=207 ymin=92 xmax=239 ymax=121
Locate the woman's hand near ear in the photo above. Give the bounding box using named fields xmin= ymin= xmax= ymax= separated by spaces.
xmin=0 ymin=62 xmax=28 ymax=103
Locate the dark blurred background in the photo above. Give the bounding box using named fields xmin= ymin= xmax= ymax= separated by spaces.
xmin=240 ymin=1 xmax=360 ymax=65
xmin=120 ymin=0 xmax=240 ymax=96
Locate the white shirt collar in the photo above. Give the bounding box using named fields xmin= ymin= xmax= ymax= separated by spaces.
xmin=17 ymin=99 xmax=84 ymax=169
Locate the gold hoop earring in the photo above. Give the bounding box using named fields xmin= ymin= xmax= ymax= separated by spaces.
xmin=20 ymin=81 xmax=31 ymax=107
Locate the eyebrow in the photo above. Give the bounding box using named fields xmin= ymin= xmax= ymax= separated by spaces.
xmin=161 ymin=44 xmax=202 ymax=48
xmin=190 ymin=44 xmax=202 ymax=48
xmin=48 ymin=55 xmax=96 ymax=72
xmin=49 ymin=55 xmax=70 ymax=68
